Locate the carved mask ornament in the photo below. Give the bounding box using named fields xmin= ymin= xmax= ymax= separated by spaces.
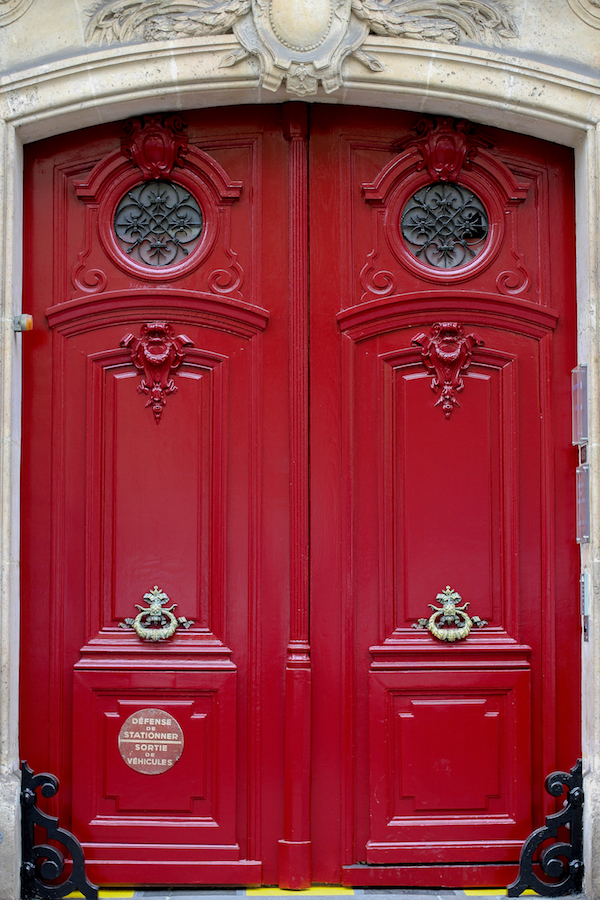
xmin=405 ymin=117 xmax=493 ymax=182
xmin=412 ymin=322 xmax=483 ymax=418
xmin=121 ymin=322 xmax=193 ymax=422
xmin=121 ymin=115 xmax=188 ymax=179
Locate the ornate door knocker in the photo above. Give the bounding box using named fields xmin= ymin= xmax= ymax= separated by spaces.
xmin=119 ymin=586 xmax=194 ymax=642
xmin=412 ymin=585 xmax=487 ymax=642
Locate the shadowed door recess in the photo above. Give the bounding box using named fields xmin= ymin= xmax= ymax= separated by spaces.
xmin=20 ymin=104 xmax=580 ymax=889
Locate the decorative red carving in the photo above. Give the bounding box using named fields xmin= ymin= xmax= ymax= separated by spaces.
xmin=361 ymin=117 xmax=530 ymax=291
xmin=404 ymin=117 xmax=492 ymax=182
xmin=412 ymin=322 xmax=484 ymax=418
xmin=496 ymin=205 xmax=532 ymax=295
xmin=73 ymin=121 xmax=244 ymax=287
xmin=71 ymin=205 xmax=108 ymax=294
xmin=120 ymin=322 xmax=193 ymax=422
xmin=121 ymin=115 xmax=189 ymax=179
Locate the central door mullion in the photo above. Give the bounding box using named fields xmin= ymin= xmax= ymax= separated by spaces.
xmin=279 ymin=101 xmax=312 ymax=890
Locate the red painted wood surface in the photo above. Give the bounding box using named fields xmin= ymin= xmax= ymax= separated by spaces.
xmin=21 ymin=107 xmax=291 ymax=886
xmin=308 ymin=106 xmax=580 ymax=885
xmin=279 ymin=102 xmax=312 ymax=891
xmin=20 ymin=105 xmax=580 ymax=888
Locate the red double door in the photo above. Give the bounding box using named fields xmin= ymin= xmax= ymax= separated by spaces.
xmin=21 ymin=104 xmax=580 ymax=888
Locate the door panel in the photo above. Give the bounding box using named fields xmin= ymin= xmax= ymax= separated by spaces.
xmin=351 ymin=324 xmax=535 ymax=861
xmin=21 ymin=107 xmax=291 ymax=886
xmin=309 ymin=106 xmax=580 ymax=886
xmin=68 ymin=318 xmax=256 ymax=878
xmin=21 ymin=104 xmax=580 ymax=888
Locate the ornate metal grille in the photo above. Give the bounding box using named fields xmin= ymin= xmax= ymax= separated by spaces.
xmin=114 ymin=180 xmax=203 ymax=266
xmin=401 ymin=182 xmax=489 ymax=269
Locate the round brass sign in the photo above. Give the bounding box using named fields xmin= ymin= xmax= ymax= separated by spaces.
xmin=118 ymin=707 xmax=184 ymax=775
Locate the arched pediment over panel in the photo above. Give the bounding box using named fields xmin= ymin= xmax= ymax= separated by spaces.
xmin=70 ymin=114 xmax=246 ymax=293
xmin=361 ymin=117 xmax=530 ymax=290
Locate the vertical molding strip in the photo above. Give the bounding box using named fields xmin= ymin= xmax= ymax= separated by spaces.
xmin=279 ymin=102 xmax=311 ymax=890
xmin=0 ymin=119 xmax=23 ymax=900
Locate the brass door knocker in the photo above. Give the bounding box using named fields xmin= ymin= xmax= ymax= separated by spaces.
xmin=119 ymin=586 xmax=194 ymax=642
xmin=412 ymin=585 xmax=487 ymax=642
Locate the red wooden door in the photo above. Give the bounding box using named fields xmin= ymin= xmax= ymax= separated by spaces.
xmin=309 ymin=107 xmax=581 ymax=887
xmin=20 ymin=105 xmax=580 ymax=888
xmin=20 ymin=107 xmax=292 ymax=886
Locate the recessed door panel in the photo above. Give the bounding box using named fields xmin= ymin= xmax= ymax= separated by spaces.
xmin=368 ymin=666 xmax=531 ymax=860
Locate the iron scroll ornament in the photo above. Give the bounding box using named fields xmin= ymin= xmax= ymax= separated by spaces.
xmin=113 ymin=180 xmax=203 ymax=267
xmin=20 ymin=760 xmax=98 ymax=900
xmin=401 ymin=182 xmax=489 ymax=269
xmin=412 ymin=586 xmax=487 ymax=642
xmin=507 ymin=758 xmax=584 ymax=896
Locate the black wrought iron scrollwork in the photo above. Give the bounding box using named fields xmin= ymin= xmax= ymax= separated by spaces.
xmin=401 ymin=182 xmax=488 ymax=268
xmin=507 ymin=758 xmax=584 ymax=897
xmin=114 ymin=179 xmax=203 ymax=266
xmin=20 ymin=760 xmax=98 ymax=900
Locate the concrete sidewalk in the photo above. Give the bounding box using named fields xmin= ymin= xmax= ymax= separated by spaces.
xmin=67 ymin=889 xmax=583 ymax=900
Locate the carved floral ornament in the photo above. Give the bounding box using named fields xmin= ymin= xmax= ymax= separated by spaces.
xmin=121 ymin=114 xmax=188 ymax=178
xmin=412 ymin=322 xmax=483 ymax=418
xmin=86 ymin=0 xmax=517 ymax=96
xmin=121 ymin=322 xmax=194 ymax=422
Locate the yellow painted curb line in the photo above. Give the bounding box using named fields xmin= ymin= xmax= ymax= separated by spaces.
xmin=66 ymin=892 xmax=135 ymax=898
xmin=464 ymin=892 xmax=539 ymax=897
xmin=248 ymin=890 xmax=354 ymax=896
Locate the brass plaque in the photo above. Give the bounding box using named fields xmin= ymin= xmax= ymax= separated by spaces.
xmin=118 ymin=707 xmax=184 ymax=775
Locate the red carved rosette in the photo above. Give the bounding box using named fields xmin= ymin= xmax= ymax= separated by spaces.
xmin=74 ymin=115 xmax=242 ymax=283
xmin=412 ymin=322 xmax=484 ymax=418
xmin=362 ymin=117 xmax=530 ymax=286
xmin=121 ymin=322 xmax=193 ymax=423
xmin=401 ymin=117 xmax=493 ymax=183
xmin=121 ymin=114 xmax=188 ymax=179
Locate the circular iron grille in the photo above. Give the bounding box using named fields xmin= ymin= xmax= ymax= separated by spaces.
xmin=114 ymin=180 xmax=203 ymax=267
xmin=400 ymin=182 xmax=489 ymax=269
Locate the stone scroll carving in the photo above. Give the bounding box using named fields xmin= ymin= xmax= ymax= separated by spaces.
xmin=86 ymin=0 xmax=517 ymax=96
xmin=568 ymin=0 xmax=600 ymax=28
xmin=569 ymin=0 xmax=600 ymax=27
xmin=0 ymin=0 xmax=33 ymax=26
